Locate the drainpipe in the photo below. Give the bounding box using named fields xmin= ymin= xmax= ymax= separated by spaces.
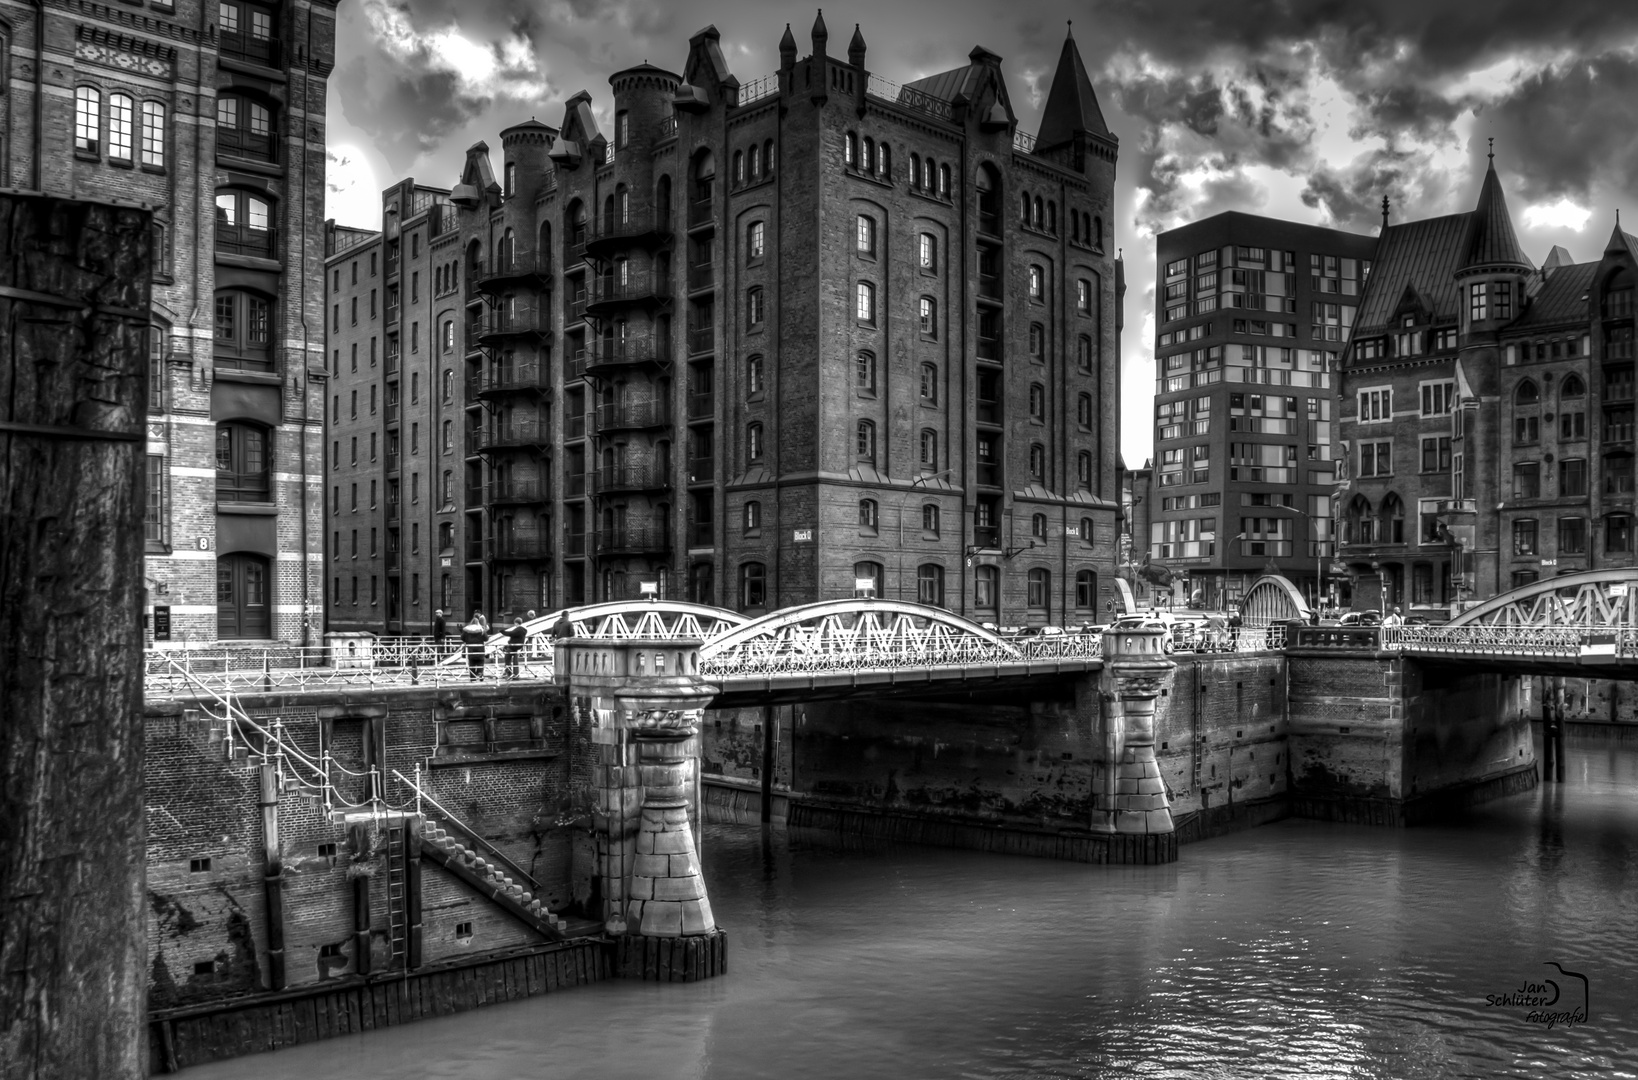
xmin=31 ymin=1 xmax=45 ymax=190
xmin=295 ymin=18 xmax=314 ymax=647
xmin=258 ymin=765 xmax=286 ymax=989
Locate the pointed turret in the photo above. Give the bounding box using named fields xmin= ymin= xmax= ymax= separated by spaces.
xmin=811 ymin=9 xmax=828 ymax=56
xmin=848 ymin=23 xmax=866 ymax=67
xmin=1035 ymin=24 xmax=1110 ymax=150
xmin=779 ymin=23 xmax=796 ymax=69
xmin=1458 ymin=157 xmax=1530 ymax=271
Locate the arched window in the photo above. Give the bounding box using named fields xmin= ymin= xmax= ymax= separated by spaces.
xmin=140 ymin=101 xmax=166 ymax=167
xmin=217 ymin=91 xmax=276 ymax=161
xmin=1029 ymin=383 xmax=1046 ymax=420
xmin=975 ymin=565 xmax=999 ymax=610
xmin=878 ymin=143 xmax=891 ymax=178
xmin=564 ymin=199 xmax=586 ymax=257
xmin=862 ymin=136 xmax=874 ymax=173
xmin=856 ymin=420 xmax=876 ymax=462
xmin=214 ymin=188 xmax=274 ymax=257
xmin=924 ymin=156 xmax=937 ymax=191
xmin=1079 ymin=517 xmax=1094 ymax=542
xmin=923 ymin=504 xmax=941 ymax=535
xmin=1031 ymin=513 xmax=1047 ymax=539
xmin=919 ymin=297 xmax=936 ymax=337
xmin=1515 ymin=379 xmax=1539 ymax=405
xmin=855 ymin=350 xmax=876 ymax=393
xmin=747 ymin=220 xmax=766 ymax=260
xmin=1077 ymin=393 xmax=1093 ymax=427
xmin=216 ymin=421 xmax=271 ymax=502
xmin=1029 ymin=443 xmax=1046 ymax=482
xmin=1032 ymin=196 xmax=1044 ymax=229
xmin=743 ymin=500 xmax=762 ymax=532
xmin=747 ymin=422 xmax=764 ymax=463
xmin=910 ymin=153 xmax=921 ymax=188
xmin=853 ymin=560 xmax=883 ymax=597
xmin=213 ymin=289 xmax=273 ymax=371
xmin=1029 ymin=266 xmax=1044 ymax=300
xmin=764 ymin=140 xmax=774 ymax=173
xmin=845 ymin=131 xmax=858 ymax=166
xmin=108 ymin=92 xmax=134 ymax=160
xmin=739 ymin=562 xmax=766 ymax=609
xmin=856 ymin=281 xmax=876 ymax=324
xmin=1078 ymin=335 xmax=1094 ymax=372
xmin=443 ymin=368 xmax=453 ymax=402
xmin=498 ymin=228 xmax=515 ymax=270
xmin=1027 ymin=568 xmax=1050 ymax=612
xmin=858 ymin=499 xmax=878 ymax=532
xmin=1078 ymin=451 xmax=1093 ymax=489
xmin=75 ymin=86 xmax=101 ymax=154
xmin=938 ymin=163 xmax=950 ymax=197
xmin=919 ymin=429 xmax=938 ymax=470
xmin=615 ymin=184 xmax=629 ymax=225
xmin=1380 ymin=493 xmax=1405 ymax=544
xmin=746 ymin=354 xmax=764 ymax=396
xmin=1030 ymin=323 xmax=1045 ymax=358
xmin=917 ymin=563 xmax=945 ymax=606
xmin=856 ymin=214 xmax=876 ymax=256
xmin=1346 ymin=493 xmax=1374 ymax=544
xmin=217 ymin=552 xmax=272 ymax=638
xmin=919 ymin=232 xmax=937 ymax=270
xmin=746 ymin=286 xmax=765 ymax=327
xmin=1561 ymin=373 xmax=1586 ymax=400
xmin=1075 ymin=570 xmax=1096 ymax=610
xmin=734 ymin=149 xmax=745 ymax=184
xmin=920 ymin=363 xmax=938 ymax=404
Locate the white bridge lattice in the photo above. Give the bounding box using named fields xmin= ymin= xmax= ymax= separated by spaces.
xmin=1382 ymin=569 xmax=1638 ymax=665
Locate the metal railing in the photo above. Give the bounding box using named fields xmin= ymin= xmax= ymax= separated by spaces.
xmin=1013 ymin=130 xmax=1037 ymax=153
xmin=737 ymin=74 xmax=778 ymax=107
xmin=865 ymin=74 xmax=954 ymax=121
xmin=596 ymin=464 xmax=667 ymax=491
xmin=219 ymin=30 xmax=280 ymax=68
xmin=217 ymin=471 xmax=271 ymax=503
xmin=595 ymin=400 xmax=669 ymax=431
xmin=595 ymin=525 xmax=672 ymax=554
xmin=216 ymin=127 xmax=275 ymax=162
xmin=216 ymin=224 xmax=277 ymax=259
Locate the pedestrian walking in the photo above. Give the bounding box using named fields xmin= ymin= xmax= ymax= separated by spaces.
xmin=503 ymin=616 xmax=528 ymax=679
xmin=432 ymin=609 xmax=448 ymax=657
xmin=460 ymin=613 xmax=488 ymax=680
xmin=1227 ymin=607 xmax=1243 ymax=650
xmin=1382 ymin=606 xmax=1404 ymax=628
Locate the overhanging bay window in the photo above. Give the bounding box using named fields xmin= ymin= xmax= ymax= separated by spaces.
xmin=215 ymin=189 xmax=275 ymax=258
xmin=216 ymin=422 xmax=271 ymax=502
xmin=216 ymin=93 xmax=275 ymax=161
xmin=214 ymin=289 xmax=274 ymax=371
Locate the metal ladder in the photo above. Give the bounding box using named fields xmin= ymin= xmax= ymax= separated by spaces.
xmin=384 ymin=823 xmax=409 ymax=969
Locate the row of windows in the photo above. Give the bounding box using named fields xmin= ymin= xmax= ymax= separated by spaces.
xmin=737 ymin=561 xmax=1098 ymax=612
xmin=73 ymin=87 xmax=166 ymax=167
xmin=731 ymin=141 xmax=776 ymax=185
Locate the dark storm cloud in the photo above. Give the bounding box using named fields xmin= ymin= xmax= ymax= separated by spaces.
xmin=1300 ymin=148 xmax=1420 ymax=231
xmin=1482 ymin=52 xmax=1638 ymax=205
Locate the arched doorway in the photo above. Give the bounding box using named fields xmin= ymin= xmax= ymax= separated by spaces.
xmin=217 ymin=552 xmax=272 ymax=638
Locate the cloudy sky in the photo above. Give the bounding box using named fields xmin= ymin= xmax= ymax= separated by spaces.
xmin=325 ymin=0 xmax=1638 ymax=465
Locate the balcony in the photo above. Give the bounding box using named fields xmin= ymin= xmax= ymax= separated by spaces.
xmin=565 ymin=472 xmax=588 ymax=498
xmin=475 ymin=308 xmax=550 ymax=341
xmin=688 ymin=196 xmax=714 ymax=229
xmin=978 ymin=274 xmax=1002 ymax=300
xmin=586 ymin=270 xmax=670 ymax=314
xmin=216 ymin=470 xmax=271 ymax=503
xmin=976 ymin=462 xmax=1001 ymax=487
xmin=565 ymin=285 xmax=588 ymax=324
xmin=384 ymin=451 xmax=400 ymax=474
xmin=976 ymin=337 xmax=1002 ymax=362
xmin=595 ymin=400 xmax=670 ymax=432
xmin=219 ymin=30 xmax=280 ymax=68
xmin=385 ymin=344 xmax=400 ymax=373
xmin=687 ymin=456 xmax=714 ymax=485
xmin=688 ymin=391 xmax=714 ymax=421
xmin=216 ymin=224 xmax=277 ymax=259
xmin=386 ymin=549 xmax=401 ymax=571
xmin=385 ymin=302 xmax=400 ymax=325
xmin=596 ymin=525 xmax=672 ymax=555
xmin=976 ymin=398 xmax=1001 ymax=425
xmin=564 ymin=532 xmax=588 ymax=557
xmin=972 ymin=525 xmax=1000 ymax=548
xmin=465 ymin=537 xmax=485 ymax=561
xmin=491 ymin=532 xmax=552 ymax=561
xmin=586 ymin=336 xmax=670 ymax=375
xmin=477 ymin=360 xmax=551 ymax=397
xmin=385 ymin=401 xmax=400 ymax=425
xmin=476 ymin=253 xmax=552 ymax=293
xmin=216 ymin=127 xmax=275 ymax=163
xmin=479 ymin=420 xmax=551 ymax=450
xmin=596 ymin=464 xmax=668 ymax=492
xmin=385 ymin=495 xmax=401 ymax=519
xmin=463 ymin=483 xmax=482 ymax=506
xmin=687 ymin=327 xmax=714 ymax=355
xmin=585 ymin=210 xmax=673 ymax=254
xmin=565 ymin=347 xmax=589 ymax=382
xmin=465 ymin=373 xmax=484 ymax=403
xmin=687 ymin=262 xmax=714 ymax=292
xmin=565 ymin=412 xmax=587 ymax=440
xmin=687 ymin=520 xmax=713 ymax=547
xmin=489 ymin=478 xmax=548 ymax=504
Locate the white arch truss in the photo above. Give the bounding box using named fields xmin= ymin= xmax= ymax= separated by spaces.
xmin=1240 ymin=574 xmax=1311 ymax=629
xmin=1445 ymin=569 xmax=1638 ymax=627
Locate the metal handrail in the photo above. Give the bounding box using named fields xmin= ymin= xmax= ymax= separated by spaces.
xmin=390 ymin=768 xmax=542 ymax=893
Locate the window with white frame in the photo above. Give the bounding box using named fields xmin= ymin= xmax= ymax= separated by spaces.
xmin=1420 ymin=380 xmax=1455 ymax=416
xmin=1358 ymin=439 xmax=1392 ymax=477
xmin=1357 ymin=387 xmax=1392 ymax=423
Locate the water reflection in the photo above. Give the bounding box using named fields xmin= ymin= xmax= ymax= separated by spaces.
xmin=186 ymin=737 xmax=1638 ymax=1079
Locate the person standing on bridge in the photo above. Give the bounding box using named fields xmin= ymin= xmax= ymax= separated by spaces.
xmin=460 ymin=613 xmax=488 ymax=680
xmin=503 ymin=616 xmax=529 ymax=679
xmin=432 ymin=609 xmax=448 ymax=656
xmin=1382 ymin=606 xmax=1404 ymax=628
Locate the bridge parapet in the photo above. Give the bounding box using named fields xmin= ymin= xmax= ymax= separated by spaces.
xmin=1094 ymin=627 xmax=1178 ymax=861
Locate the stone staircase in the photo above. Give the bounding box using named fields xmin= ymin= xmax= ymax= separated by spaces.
xmin=415 ymin=821 xmax=573 ymax=939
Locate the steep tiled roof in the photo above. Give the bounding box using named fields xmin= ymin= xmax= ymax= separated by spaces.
xmin=1036 ymin=30 xmax=1109 ymax=145
xmin=1355 ymin=213 xmax=1471 ymax=331
xmin=1458 ymin=162 xmax=1531 ymax=270
xmin=1511 ymin=262 xmax=1596 ymax=330
xmin=904 ymin=63 xmax=982 ymax=103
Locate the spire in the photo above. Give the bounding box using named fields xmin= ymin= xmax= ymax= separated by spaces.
xmin=1381 ymin=193 xmax=1390 ymax=230
xmin=811 ymin=9 xmax=828 ymax=56
xmin=779 ymin=22 xmax=796 ymax=67
xmin=848 ymin=23 xmax=866 ymax=67
xmin=1457 ymin=155 xmax=1530 ymax=271
xmin=1035 ymin=24 xmax=1110 ymax=148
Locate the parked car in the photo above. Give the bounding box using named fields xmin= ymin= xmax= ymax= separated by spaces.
xmin=1340 ymin=609 xmax=1383 ymax=626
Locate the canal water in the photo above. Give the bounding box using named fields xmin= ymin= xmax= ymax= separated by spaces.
xmin=190 ymin=736 xmax=1638 ymax=1080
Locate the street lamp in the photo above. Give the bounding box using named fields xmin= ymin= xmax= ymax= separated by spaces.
xmin=1266 ymin=503 xmax=1330 ymax=613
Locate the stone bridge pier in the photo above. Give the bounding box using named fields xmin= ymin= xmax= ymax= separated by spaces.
xmin=556 ymin=634 xmax=728 ymax=981
xmin=1093 ymin=626 xmax=1179 ymax=863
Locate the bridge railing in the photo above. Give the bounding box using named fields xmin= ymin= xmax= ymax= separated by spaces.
xmin=144 ymin=644 xmax=551 ymax=697
xmin=1383 ymin=624 xmax=1638 ymax=657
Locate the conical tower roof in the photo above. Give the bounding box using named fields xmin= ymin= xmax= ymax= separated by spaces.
xmin=1458 ymin=158 xmax=1530 ymax=271
xmin=1036 ymin=25 xmax=1109 ymax=148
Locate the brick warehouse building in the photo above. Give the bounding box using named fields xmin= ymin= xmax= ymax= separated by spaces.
xmin=3 ymin=0 xmax=336 ymax=643
xmin=324 ymin=16 xmax=1125 ymax=632
xmin=1149 ymin=213 xmax=1376 ymax=611
xmin=1337 ymin=156 xmax=1638 ymax=614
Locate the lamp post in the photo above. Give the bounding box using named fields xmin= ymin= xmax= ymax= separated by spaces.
xmin=1268 ymin=504 xmax=1329 ymax=613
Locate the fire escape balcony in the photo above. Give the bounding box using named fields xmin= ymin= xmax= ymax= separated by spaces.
xmin=585 ymin=271 xmax=671 ymax=315
xmin=477 ymin=419 xmax=551 ymax=451
xmin=477 ymin=360 xmax=552 ymax=398
xmin=475 ymin=309 xmax=550 ymax=343
xmin=584 ymin=210 xmax=673 ymax=255
xmin=565 ymin=347 xmax=589 ymax=382
xmin=596 ymin=464 xmax=669 ymax=493
xmin=488 ymin=478 xmax=549 ymax=505
xmin=476 ymin=254 xmax=553 ymax=294
xmin=490 ymin=532 xmax=553 ymax=562
xmin=687 ymin=390 xmax=714 ymax=421
xmin=595 ymin=400 xmax=670 ymax=433
xmin=687 ymin=456 xmax=714 ymax=485
xmin=585 ymin=336 xmax=671 ymax=376
xmin=596 ymin=525 xmax=672 ymax=556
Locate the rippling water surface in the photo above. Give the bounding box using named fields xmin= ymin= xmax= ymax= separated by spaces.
xmin=189 ymin=737 xmax=1638 ymax=1079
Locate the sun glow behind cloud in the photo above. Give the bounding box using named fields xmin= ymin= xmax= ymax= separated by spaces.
xmin=1523 ymin=197 xmax=1594 ymax=231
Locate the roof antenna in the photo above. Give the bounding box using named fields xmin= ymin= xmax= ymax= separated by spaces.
xmin=1487 ymin=136 xmax=1494 ymax=163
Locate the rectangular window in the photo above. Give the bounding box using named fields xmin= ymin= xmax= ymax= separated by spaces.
xmin=1357 ymin=387 xmax=1392 ymax=422
xmin=145 ymin=455 xmax=165 ymax=543
xmin=1358 ymin=440 xmax=1393 ymax=477
xmin=856 ymin=215 xmax=875 ymax=256
xmin=108 ymin=94 xmax=134 ymax=160
xmin=1512 ymin=518 xmax=1538 ymax=555
xmin=1470 ymin=281 xmax=1488 ymax=322
xmin=1420 ymin=436 xmax=1452 ymax=473
xmin=75 ymin=87 xmax=100 ymax=154
xmin=141 ymin=101 xmax=166 ymax=167
xmin=1513 ymin=461 xmax=1540 ymax=499
xmin=1559 ymin=517 xmax=1586 ymax=555
xmin=1420 ymin=381 xmax=1455 ymax=416
xmin=1559 ymin=457 xmax=1587 ymax=496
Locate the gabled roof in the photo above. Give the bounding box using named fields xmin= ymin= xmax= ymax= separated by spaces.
xmin=1355 ymin=213 xmax=1471 ymax=331
xmin=1457 ymin=161 xmax=1531 ymax=271
xmin=904 ymin=62 xmax=983 ymax=104
xmin=1036 ymin=28 xmax=1109 ymax=146
xmin=1510 ymin=261 xmax=1596 ymax=331
xmin=1603 ymin=223 xmax=1638 ymax=264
